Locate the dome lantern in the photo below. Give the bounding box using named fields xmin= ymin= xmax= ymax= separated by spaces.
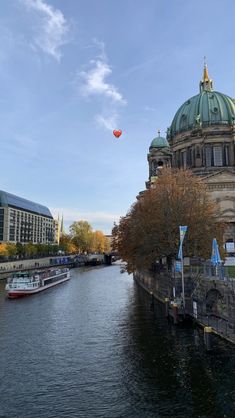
xmin=200 ymin=58 xmax=213 ymax=92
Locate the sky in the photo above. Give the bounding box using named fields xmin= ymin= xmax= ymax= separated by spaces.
xmin=1 ymin=0 xmax=235 ymax=234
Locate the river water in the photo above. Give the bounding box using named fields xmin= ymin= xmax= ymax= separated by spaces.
xmin=0 ymin=265 xmax=235 ymax=418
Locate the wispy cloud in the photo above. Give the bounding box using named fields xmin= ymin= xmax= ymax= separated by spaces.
xmin=92 ymin=38 xmax=106 ymax=61
xmin=1 ymin=132 xmax=38 ymax=158
xmin=95 ymin=112 xmax=119 ymax=132
xmin=77 ymin=39 xmax=126 ymax=132
xmin=144 ymin=105 xmax=157 ymax=112
xmin=78 ymin=39 xmax=126 ymax=104
xmin=20 ymin=0 xmax=69 ymax=61
xmin=51 ymin=208 xmax=121 ymax=222
xmin=79 ymin=60 xmax=125 ymax=103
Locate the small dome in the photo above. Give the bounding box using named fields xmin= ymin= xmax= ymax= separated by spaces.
xmin=150 ymin=136 xmax=170 ymax=149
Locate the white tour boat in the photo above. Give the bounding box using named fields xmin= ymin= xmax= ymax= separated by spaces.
xmin=5 ymin=268 xmax=70 ymax=299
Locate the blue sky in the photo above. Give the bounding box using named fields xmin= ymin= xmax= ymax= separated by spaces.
xmin=1 ymin=0 xmax=235 ymax=234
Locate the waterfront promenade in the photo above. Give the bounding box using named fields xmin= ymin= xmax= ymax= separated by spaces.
xmin=0 ymin=253 xmax=107 ymax=279
xmin=0 ymin=255 xmax=75 ymax=277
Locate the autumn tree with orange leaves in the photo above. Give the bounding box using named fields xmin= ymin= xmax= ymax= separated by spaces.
xmin=112 ymin=168 xmax=224 ymax=272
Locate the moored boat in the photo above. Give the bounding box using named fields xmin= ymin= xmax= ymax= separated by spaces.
xmin=5 ymin=268 xmax=70 ymax=299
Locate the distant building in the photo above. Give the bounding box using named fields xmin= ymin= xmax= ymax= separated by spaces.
xmin=0 ymin=190 xmax=56 ymax=244
xmin=105 ymin=234 xmax=112 ymax=244
xmin=146 ymin=64 xmax=235 ymax=243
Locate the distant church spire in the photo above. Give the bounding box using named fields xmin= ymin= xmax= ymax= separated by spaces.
xmin=56 ymin=213 xmax=60 ymax=244
xmin=60 ymin=214 xmax=64 ymax=235
xmin=200 ymin=57 xmax=213 ymax=92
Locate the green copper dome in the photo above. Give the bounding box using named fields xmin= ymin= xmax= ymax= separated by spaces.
xmin=169 ymin=91 xmax=235 ymax=138
xmin=150 ymin=135 xmax=170 ymax=149
xmin=168 ymin=66 xmax=235 ymax=139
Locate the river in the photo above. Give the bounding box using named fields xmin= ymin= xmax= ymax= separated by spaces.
xmin=0 ymin=265 xmax=235 ymax=417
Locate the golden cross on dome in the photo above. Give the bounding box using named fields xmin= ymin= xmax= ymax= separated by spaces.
xmin=203 ymin=56 xmax=209 ymax=81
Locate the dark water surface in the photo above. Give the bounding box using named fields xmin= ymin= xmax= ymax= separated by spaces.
xmin=0 ymin=265 xmax=235 ymax=418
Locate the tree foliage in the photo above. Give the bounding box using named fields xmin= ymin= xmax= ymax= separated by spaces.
xmin=70 ymin=220 xmax=93 ymax=253
xmin=112 ymin=168 xmax=224 ymax=272
xmin=60 ymin=234 xmax=77 ymax=254
xmin=0 ymin=243 xmax=8 ymax=257
xmin=91 ymin=231 xmax=110 ymax=253
xmin=69 ymin=220 xmax=110 ymax=253
xmin=0 ymin=221 xmax=109 ymax=260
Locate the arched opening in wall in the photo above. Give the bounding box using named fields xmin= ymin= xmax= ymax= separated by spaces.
xmin=157 ymin=160 xmax=163 ymax=167
xmin=205 ymin=289 xmax=224 ymax=317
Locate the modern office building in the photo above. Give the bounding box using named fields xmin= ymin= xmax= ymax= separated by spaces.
xmin=0 ymin=190 xmax=56 ymax=244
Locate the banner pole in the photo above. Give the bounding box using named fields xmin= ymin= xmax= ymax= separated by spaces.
xmin=178 ymin=225 xmax=187 ymax=317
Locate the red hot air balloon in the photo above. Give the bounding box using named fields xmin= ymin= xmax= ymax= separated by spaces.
xmin=113 ymin=129 xmax=122 ymax=138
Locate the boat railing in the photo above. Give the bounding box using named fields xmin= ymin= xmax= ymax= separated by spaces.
xmin=6 ymin=280 xmax=40 ymax=289
xmin=7 ymin=268 xmax=69 ymax=283
xmin=41 ymin=268 xmax=69 ymax=279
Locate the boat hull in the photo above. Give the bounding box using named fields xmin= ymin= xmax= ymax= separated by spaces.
xmin=7 ymin=275 xmax=70 ymax=299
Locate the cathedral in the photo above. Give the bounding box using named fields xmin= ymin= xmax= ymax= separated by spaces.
xmin=146 ymin=64 xmax=235 ymax=243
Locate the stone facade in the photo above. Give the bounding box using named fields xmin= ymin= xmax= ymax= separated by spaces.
xmin=146 ymin=67 xmax=235 ymax=243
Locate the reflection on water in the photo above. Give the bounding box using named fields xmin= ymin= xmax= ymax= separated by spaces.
xmin=0 ymin=265 xmax=234 ymax=417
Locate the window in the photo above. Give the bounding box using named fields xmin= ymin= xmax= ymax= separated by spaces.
xmin=196 ymin=147 xmax=201 ymax=158
xmin=213 ymin=146 xmax=223 ymax=166
xmin=180 ymin=151 xmax=187 ymax=168
xmin=205 ymin=147 xmax=212 ymax=166
xmin=180 ymin=114 xmax=187 ymax=129
xmin=190 ymin=148 xmax=195 ymax=167
xmin=224 ymin=145 xmax=229 ymax=166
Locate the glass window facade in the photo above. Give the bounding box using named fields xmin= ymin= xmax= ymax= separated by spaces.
xmin=0 ymin=191 xmax=56 ymax=244
xmin=0 ymin=208 xmax=4 ymax=241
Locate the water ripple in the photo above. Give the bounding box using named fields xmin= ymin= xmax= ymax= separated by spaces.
xmin=0 ymin=266 xmax=234 ymax=417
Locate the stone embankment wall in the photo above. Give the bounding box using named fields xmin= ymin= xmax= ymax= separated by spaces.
xmin=134 ymin=268 xmax=235 ymax=344
xmin=0 ymin=256 xmax=55 ymax=276
xmin=192 ymin=276 xmax=235 ymax=342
